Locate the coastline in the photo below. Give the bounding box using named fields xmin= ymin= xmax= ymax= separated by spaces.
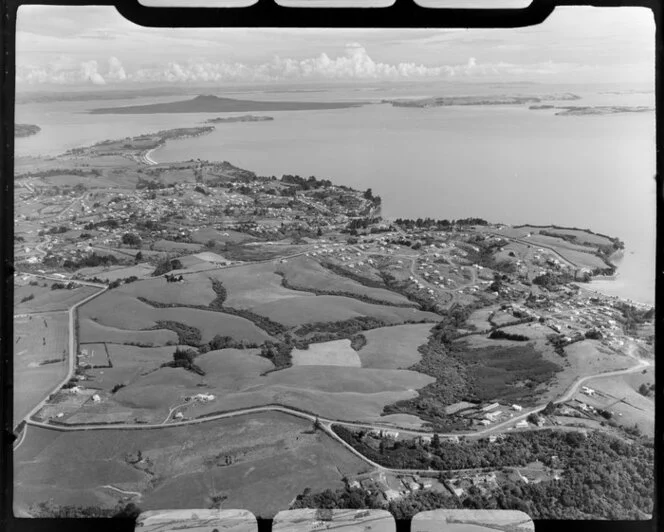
xmin=142 ymin=147 xmax=158 ymax=165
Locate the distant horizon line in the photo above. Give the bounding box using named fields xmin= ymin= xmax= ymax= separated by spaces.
xmin=15 ymin=79 xmax=654 ymax=94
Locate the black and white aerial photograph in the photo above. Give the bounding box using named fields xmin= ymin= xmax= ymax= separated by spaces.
xmin=11 ymin=3 xmax=655 ymax=522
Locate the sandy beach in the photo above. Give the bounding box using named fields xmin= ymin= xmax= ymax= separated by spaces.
xmin=142 ymin=147 xmax=158 ymax=165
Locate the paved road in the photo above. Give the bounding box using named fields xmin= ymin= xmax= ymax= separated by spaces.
xmin=16 ymin=284 xmax=108 ymax=429
xmin=14 ymin=247 xmax=651 ymax=473
xmin=22 ymin=355 xmax=650 ymax=471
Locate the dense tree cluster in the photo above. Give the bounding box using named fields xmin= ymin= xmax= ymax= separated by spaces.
xmin=295 ymin=316 xmax=388 ymax=338
xmin=83 ymin=219 xmax=119 ymax=231
xmin=613 ymin=302 xmax=654 ymax=334
xmin=259 ymin=340 xmax=294 ymax=369
xmin=63 ymin=252 xmax=119 ymax=270
xmin=281 ymin=174 xmax=333 ymax=190
xmin=488 ymin=329 xmax=529 ymax=341
xmin=154 ymin=320 xmax=202 ymax=347
xmin=297 ymin=429 xmax=653 ymax=520
xmin=152 ymin=258 xmax=183 ymax=276
xmin=161 ymin=347 xmax=205 ymax=375
xmin=121 ymin=232 xmax=142 ymax=247
xmin=532 ymin=272 xmax=574 ymax=290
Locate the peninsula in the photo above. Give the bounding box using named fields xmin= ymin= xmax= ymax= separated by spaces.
xmin=15 ymin=123 xmax=41 ymax=138
xmin=530 ymin=105 xmax=654 ymax=116
xmin=384 ymin=93 xmax=580 ymax=109
xmin=205 ymin=115 xmax=274 ymax=124
xmin=12 ymin=126 xmax=654 ymax=521
xmin=89 ymin=94 xmax=366 ymax=114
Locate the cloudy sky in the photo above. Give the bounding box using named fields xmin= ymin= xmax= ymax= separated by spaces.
xmin=16 ymin=5 xmax=654 ymax=87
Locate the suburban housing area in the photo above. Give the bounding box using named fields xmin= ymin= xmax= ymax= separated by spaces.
xmin=12 ymin=126 xmax=654 ymax=521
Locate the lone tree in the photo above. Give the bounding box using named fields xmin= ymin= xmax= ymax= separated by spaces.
xmin=122 ymin=232 xmax=142 ymax=248
xmin=313 ymin=416 xmax=322 ymax=431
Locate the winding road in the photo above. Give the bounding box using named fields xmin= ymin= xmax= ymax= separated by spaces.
xmin=13 ymin=259 xmax=652 ymax=476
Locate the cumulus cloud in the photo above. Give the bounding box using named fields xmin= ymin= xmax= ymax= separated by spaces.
xmin=16 ymin=46 xmax=588 ymax=85
xmin=80 ymin=60 xmax=106 ymax=85
xmin=107 ymin=56 xmax=127 ymax=81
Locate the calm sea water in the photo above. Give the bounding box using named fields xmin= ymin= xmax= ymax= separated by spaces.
xmin=15 ymin=85 xmax=656 ymax=304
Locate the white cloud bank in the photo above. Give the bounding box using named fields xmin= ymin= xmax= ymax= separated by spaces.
xmin=16 ymin=44 xmax=598 ymax=85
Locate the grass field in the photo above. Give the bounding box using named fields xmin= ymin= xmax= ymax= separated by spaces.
xmin=517 ymin=226 xmax=614 ymax=248
xmin=79 ymin=290 xmax=274 ymax=344
xmin=250 ymin=295 xmax=438 ymax=328
xmin=14 ymin=313 xmax=69 ymax=424
xmin=115 ymin=275 xmax=217 ymax=307
xmin=357 ymin=324 xmax=433 ymax=369
xmin=277 ymin=257 xmax=414 ymax=306
xmin=84 ymin=344 xmax=182 ymax=392
xmin=59 ymin=346 xmax=434 ymax=425
xmin=575 ymin=373 xmax=654 ymax=436
xmin=79 ymin=318 xmax=179 ymax=346
xmin=291 ymin=339 xmax=362 ymax=367
xmin=190 ymin=228 xmax=250 ymax=244
xmin=209 ymin=263 xmax=313 ymax=309
xmin=14 ymin=412 xmax=371 ymax=518
xmin=466 ymin=307 xmax=496 ymax=332
xmin=14 ymin=284 xmax=98 ymax=313
xmin=152 ymin=240 xmax=204 ymax=252
xmin=79 ymin=343 xmax=109 ymax=367
xmin=76 ymin=264 xmax=155 ymax=282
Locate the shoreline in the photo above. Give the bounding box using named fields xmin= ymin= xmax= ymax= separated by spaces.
xmin=142 ymin=147 xmax=158 ymax=165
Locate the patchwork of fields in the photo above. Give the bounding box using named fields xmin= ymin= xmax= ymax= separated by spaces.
xmin=278 ymin=256 xmax=415 ymax=306
xmin=14 ymin=313 xmax=69 ymax=423
xmin=80 ymin=290 xmax=274 ymax=344
xmin=15 ymin=284 xmax=99 ymax=313
xmin=14 ymin=412 xmax=371 ymax=517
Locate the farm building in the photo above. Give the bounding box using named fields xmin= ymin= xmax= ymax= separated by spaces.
xmin=516 ymin=420 xmax=529 ymax=429
xmin=512 ymin=404 xmax=523 ymax=412
xmin=482 ymin=402 xmax=500 ymax=412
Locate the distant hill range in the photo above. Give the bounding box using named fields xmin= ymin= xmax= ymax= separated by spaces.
xmin=89 ymin=94 xmax=365 ymax=114
xmin=15 ymin=123 xmax=41 ymax=138
xmin=205 ymin=115 xmax=274 ymax=124
xmin=384 ymin=93 xmax=581 ymax=108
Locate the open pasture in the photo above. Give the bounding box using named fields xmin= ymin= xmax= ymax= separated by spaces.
xmin=76 ymin=263 xmax=155 ymax=282
xmin=277 ymin=256 xmax=414 ymax=306
xmin=79 ymin=290 xmax=274 ymax=344
xmin=552 ymin=247 xmax=609 ymax=270
xmin=14 ymin=412 xmax=370 ymax=517
xmin=14 ymin=284 xmax=99 ymax=313
xmin=13 ymin=313 xmax=69 ymax=423
xmin=209 ymin=263 xmax=313 ymax=308
xmin=251 ymin=295 xmax=439 ymax=328
xmin=357 ymin=323 xmax=433 ymax=369
xmin=190 ymin=227 xmax=250 ymax=244
xmin=575 ymin=373 xmax=654 ymax=436
xmin=466 ymin=307 xmax=496 ymax=331
xmin=517 ymin=226 xmax=615 ymax=248
xmin=78 ymin=318 xmax=179 ymax=347
xmin=527 ymin=233 xmax=601 ymax=254
xmin=84 ymin=344 xmax=181 ymax=392
xmin=291 ymin=339 xmax=361 ymax=367
xmin=115 ymin=274 xmax=217 ymax=307
xmin=79 ymin=343 xmax=109 ymax=367
xmin=543 ymin=340 xmax=638 ymax=402
xmin=65 ymin=347 xmax=434 ymax=425
xmin=490 ymin=310 xmax=521 ymax=327
xmin=152 ymin=240 xmax=203 ymax=252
